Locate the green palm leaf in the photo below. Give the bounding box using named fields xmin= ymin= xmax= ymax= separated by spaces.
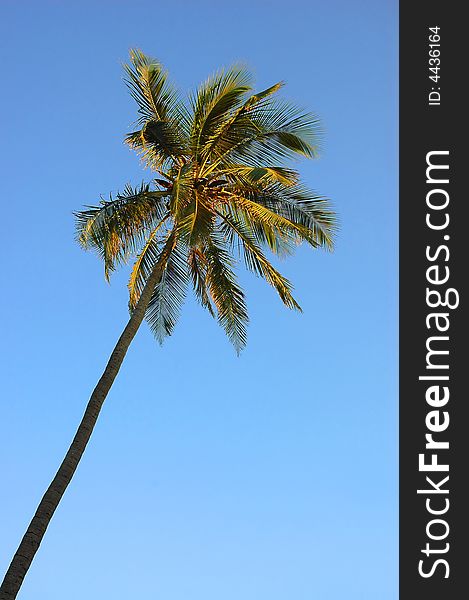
xmin=124 ymin=49 xmax=183 ymax=124
xmin=189 ymin=65 xmax=252 ymax=161
xmin=124 ymin=49 xmax=190 ymax=169
xmin=188 ymin=247 xmax=215 ymax=317
xmin=199 ymin=82 xmax=284 ymax=168
xmin=125 ymin=120 xmax=186 ymax=171
xmin=75 ymin=183 xmax=169 ymax=280
xmin=214 ymin=165 xmax=299 ymax=187
xmin=145 ymin=238 xmax=189 ymax=343
xmin=201 ymin=98 xmax=321 ymax=176
xmin=128 ymin=216 xmax=170 ymax=308
xmin=204 ymin=235 xmax=249 ymax=352
xmin=216 ymin=209 xmax=301 ymax=311
xmin=253 ymin=184 xmax=337 ymax=250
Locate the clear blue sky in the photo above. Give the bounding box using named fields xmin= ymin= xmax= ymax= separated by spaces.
xmin=0 ymin=1 xmax=397 ymax=599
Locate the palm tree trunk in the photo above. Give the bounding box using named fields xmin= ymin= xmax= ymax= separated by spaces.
xmin=0 ymin=234 xmax=176 ymax=600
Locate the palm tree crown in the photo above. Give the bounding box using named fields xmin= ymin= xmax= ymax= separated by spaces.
xmin=75 ymin=49 xmax=336 ymax=352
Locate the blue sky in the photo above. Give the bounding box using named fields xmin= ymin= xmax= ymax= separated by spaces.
xmin=0 ymin=1 xmax=397 ymax=599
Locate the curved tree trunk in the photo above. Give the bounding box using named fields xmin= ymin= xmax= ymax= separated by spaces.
xmin=0 ymin=234 xmax=176 ymax=600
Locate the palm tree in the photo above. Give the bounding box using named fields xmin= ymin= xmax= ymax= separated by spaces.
xmin=0 ymin=49 xmax=336 ymax=599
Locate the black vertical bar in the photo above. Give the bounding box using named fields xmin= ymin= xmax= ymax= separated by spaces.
xmin=400 ymin=2 xmax=466 ymax=598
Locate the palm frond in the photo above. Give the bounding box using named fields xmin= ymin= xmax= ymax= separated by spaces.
xmin=203 ymin=100 xmax=321 ymax=175
xmin=188 ymin=247 xmax=215 ymax=317
xmin=177 ymin=192 xmax=216 ymax=246
xmin=189 ymin=65 xmax=252 ymax=162
xmin=124 ymin=50 xmax=190 ymax=169
xmin=128 ymin=216 xmax=169 ymax=308
xmin=220 ymin=196 xmax=304 ymax=255
xmin=204 ymin=235 xmax=249 ymax=353
xmin=224 ymin=184 xmax=335 ymax=251
xmin=215 ymin=210 xmax=301 ymax=311
xmin=213 ymin=165 xmax=299 ymax=187
xmin=125 ymin=120 xmax=186 ymax=171
xmin=253 ymin=184 xmax=337 ymax=250
xmin=198 ymin=82 xmax=283 ymax=171
xmin=168 ymin=162 xmax=196 ymax=223
xmin=124 ymin=49 xmax=184 ymax=124
xmin=74 ymin=183 xmax=170 ymax=280
xmin=145 ymin=238 xmax=189 ymax=343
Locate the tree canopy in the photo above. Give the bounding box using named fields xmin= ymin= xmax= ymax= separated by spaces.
xmin=75 ymin=49 xmax=337 ymax=352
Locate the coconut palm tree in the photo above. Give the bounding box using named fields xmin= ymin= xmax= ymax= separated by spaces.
xmin=0 ymin=49 xmax=336 ymax=599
